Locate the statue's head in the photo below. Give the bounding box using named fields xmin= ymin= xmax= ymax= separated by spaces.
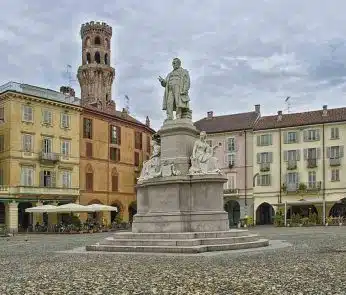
xmin=200 ymin=131 xmax=207 ymax=141
xmin=152 ymin=133 xmax=161 ymax=145
xmin=172 ymin=58 xmax=181 ymax=70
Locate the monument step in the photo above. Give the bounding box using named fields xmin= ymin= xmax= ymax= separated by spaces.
xmin=111 ymin=229 xmax=250 ymax=240
xmin=86 ymin=239 xmax=269 ymax=254
xmin=102 ymin=234 xmax=259 ymax=247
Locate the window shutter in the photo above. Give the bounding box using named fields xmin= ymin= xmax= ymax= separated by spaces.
xmin=303 ymin=149 xmax=308 ymax=160
xmin=283 ymin=151 xmax=288 ymax=162
xmin=296 ymin=132 xmax=300 ymax=143
xmin=268 ymin=175 xmax=271 ymax=186
xmin=336 ymin=128 xmax=340 ymax=139
xmin=41 ymin=139 xmax=45 ymax=153
xmin=256 ymin=136 xmax=260 ymax=146
xmin=317 ymin=148 xmax=321 ymax=159
xmin=39 ymin=171 xmax=44 ymax=187
xmin=268 ymin=152 xmax=273 ymax=163
xmin=296 ymin=172 xmax=300 ymax=185
xmin=303 ymin=130 xmax=308 ymax=141
xmin=112 ymin=175 xmax=118 ymax=191
xmin=316 ymin=129 xmax=320 ymax=140
xmin=269 ymin=134 xmax=272 ymax=145
xmin=116 ymin=148 xmax=121 ymax=162
xmin=257 ymin=175 xmax=261 ymax=186
xmin=51 ymin=172 xmax=56 ymax=188
xmin=331 ymin=128 xmax=335 ymax=139
xmin=296 ymin=149 xmax=300 ymax=161
xmin=283 ymin=132 xmax=288 ymax=144
xmin=326 ymin=147 xmax=331 ymax=158
xmin=0 ymin=107 xmax=4 ymax=121
xmin=109 ymin=126 xmax=113 ymax=143
xmin=256 ymin=153 xmax=261 ymax=164
xmin=340 ymin=146 xmax=344 ymax=158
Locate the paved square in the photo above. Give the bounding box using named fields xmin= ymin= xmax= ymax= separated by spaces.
xmin=0 ymin=227 xmax=345 ymax=295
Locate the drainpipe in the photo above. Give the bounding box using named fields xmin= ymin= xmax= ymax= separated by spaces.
xmin=244 ymin=130 xmax=247 ymax=207
xmin=322 ymin=123 xmax=326 ymax=224
xmin=279 ymin=128 xmax=282 ymax=204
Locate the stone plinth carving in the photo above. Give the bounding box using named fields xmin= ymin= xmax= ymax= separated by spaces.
xmin=189 ymin=131 xmax=221 ymax=175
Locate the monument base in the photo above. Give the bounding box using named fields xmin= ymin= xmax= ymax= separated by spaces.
xmin=86 ymin=230 xmax=269 ymax=254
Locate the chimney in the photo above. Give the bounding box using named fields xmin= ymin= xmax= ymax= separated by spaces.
xmin=255 ymin=104 xmax=260 ymax=114
xmin=60 ymin=86 xmax=75 ymax=97
xmin=277 ymin=110 xmax=283 ymax=121
xmin=322 ymin=105 xmax=328 ymax=116
xmin=145 ymin=116 xmax=150 ymax=127
xmin=207 ymin=111 xmax=213 ymax=119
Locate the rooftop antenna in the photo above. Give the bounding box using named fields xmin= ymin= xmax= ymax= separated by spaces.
xmin=285 ymin=96 xmax=291 ymax=113
xmin=125 ymin=95 xmax=130 ymax=113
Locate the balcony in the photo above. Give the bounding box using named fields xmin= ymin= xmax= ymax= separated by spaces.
xmin=283 ymin=182 xmax=321 ymax=194
xmin=259 ymin=162 xmax=270 ymax=172
xmin=287 ymin=160 xmax=297 ymax=170
xmin=330 ymin=157 xmax=341 ymax=166
xmin=12 ymin=186 xmax=79 ymax=196
xmin=39 ymin=152 xmax=59 ymax=163
xmin=223 ymin=188 xmax=239 ymax=195
xmin=307 ymin=158 xmax=317 ymax=168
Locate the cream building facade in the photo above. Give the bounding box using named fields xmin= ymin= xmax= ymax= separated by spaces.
xmin=0 ymin=82 xmax=81 ymax=232
xmin=253 ymin=106 xmax=346 ymax=225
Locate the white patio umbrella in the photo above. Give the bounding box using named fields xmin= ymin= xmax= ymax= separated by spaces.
xmin=86 ymin=204 xmax=118 ymax=212
xmin=50 ymin=203 xmax=94 ymax=213
xmin=25 ymin=204 xmax=58 ymax=213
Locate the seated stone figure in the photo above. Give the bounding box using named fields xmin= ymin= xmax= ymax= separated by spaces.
xmin=189 ymin=131 xmax=221 ymax=175
xmin=138 ymin=134 xmax=162 ymax=181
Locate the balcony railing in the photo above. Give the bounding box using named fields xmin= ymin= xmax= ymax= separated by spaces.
xmin=287 ymin=160 xmax=297 ymax=170
xmin=330 ymin=157 xmax=341 ymax=166
xmin=13 ymin=186 xmax=79 ymax=196
xmin=307 ymin=158 xmax=317 ymax=168
xmin=223 ymin=188 xmax=239 ymax=195
xmin=283 ymin=182 xmax=322 ymax=193
xmin=39 ymin=152 xmax=59 ymax=163
xmin=260 ymin=162 xmax=270 ymax=172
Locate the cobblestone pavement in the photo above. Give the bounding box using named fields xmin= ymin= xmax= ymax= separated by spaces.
xmin=0 ymin=226 xmax=345 ymax=295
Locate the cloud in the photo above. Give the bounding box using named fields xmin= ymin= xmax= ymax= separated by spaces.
xmin=1 ymin=0 xmax=346 ymax=129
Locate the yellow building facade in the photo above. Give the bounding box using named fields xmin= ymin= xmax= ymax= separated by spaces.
xmin=253 ymin=106 xmax=346 ymax=225
xmin=0 ymin=82 xmax=81 ymax=232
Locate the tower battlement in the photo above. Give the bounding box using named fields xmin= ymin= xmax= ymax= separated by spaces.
xmin=80 ymin=21 xmax=112 ymax=38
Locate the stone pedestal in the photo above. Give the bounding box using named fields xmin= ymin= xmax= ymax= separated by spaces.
xmin=158 ymin=118 xmax=199 ymax=175
xmin=133 ymin=174 xmax=228 ymax=233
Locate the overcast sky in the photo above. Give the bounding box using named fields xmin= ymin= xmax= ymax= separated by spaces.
xmin=1 ymin=0 xmax=346 ymax=129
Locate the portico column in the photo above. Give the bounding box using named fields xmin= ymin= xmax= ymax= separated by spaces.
xmin=6 ymin=201 xmax=18 ymax=233
xmin=32 ymin=201 xmax=43 ymax=227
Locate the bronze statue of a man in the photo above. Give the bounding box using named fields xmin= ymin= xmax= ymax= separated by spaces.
xmin=158 ymin=58 xmax=191 ymax=120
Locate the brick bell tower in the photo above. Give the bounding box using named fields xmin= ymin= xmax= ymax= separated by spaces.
xmin=77 ymin=21 xmax=116 ymax=113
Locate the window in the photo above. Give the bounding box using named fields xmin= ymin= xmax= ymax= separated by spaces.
xmin=83 ymin=118 xmax=93 ymax=139
xmin=95 ymin=52 xmax=101 ymax=63
xmin=42 ymin=138 xmax=52 ymax=153
xmin=304 ymin=129 xmax=320 ymax=141
xmin=40 ymin=170 xmax=56 ymax=188
xmin=227 ymin=138 xmax=236 ymax=152
xmin=86 ymin=173 xmax=93 ymax=191
xmin=304 ymin=148 xmax=319 ymax=160
xmin=328 ymin=146 xmax=343 ymax=159
xmin=331 ymin=169 xmax=340 ymax=182
xmin=0 ymin=106 xmax=4 ymax=122
xmin=257 ymin=174 xmax=271 ymax=186
xmin=284 ymin=131 xmax=298 ymax=144
xmin=224 ymin=174 xmax=236 ymax=189
xmin=22 ymin=105 xmax=33 ymax=122
xmin=308 ymin=171 xmax=316 ymax=188
xmin=110 ymin=125 xmax=121 ymax=144
xmin=61 ymin=171 xmax=71 ymax=188
xmin=135 ymin=131 xmax=142 ymax=150
xmin=286 ymin=172 xmax=299 ymax=185
xmin=61 ymin=113 xmax=70 ymax=128
xmin=227 ymin=153 xmax=235 ymax=166
xmin=112 ymin=174 xmax=119 ymax=191
xmin=94 ymin=36 xmax=101 ymax=45
xmin=134 ymin=151 xmax=140 ymax=166
xmin=21 ymin=134 xmax=32 ymax=152
xmin=147 ymin=135 xmax=151 ymax=153
xmin=42 ymin=110 xmax=52 ymax=125
xmin=110 ymin=147 xmax=120 ymax=162
xmin=331 ymin=127 xmax=339 ymax=139
xmin=257 ymin=134 xmax=272 ymax=146
xmin=61 ymin=140 xmax=70 ymax=157
xmin=0 ymin=135 xmax=4 ymax=152
xmin=284 ymin=150 xmax=300 ymax=161
xmin=21 ymin=167 xmax=34 ymax=186
xmin=257 ymin=152 xmax=273 ymax=163
xmin=86 ymin=142 xmax=93 ymax=157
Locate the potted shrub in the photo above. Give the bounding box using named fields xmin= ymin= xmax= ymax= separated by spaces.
xmin=326 ymin=216 xmax=333 ymax=226
xmin=298 ymin=183 xmax=307 ymax=192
